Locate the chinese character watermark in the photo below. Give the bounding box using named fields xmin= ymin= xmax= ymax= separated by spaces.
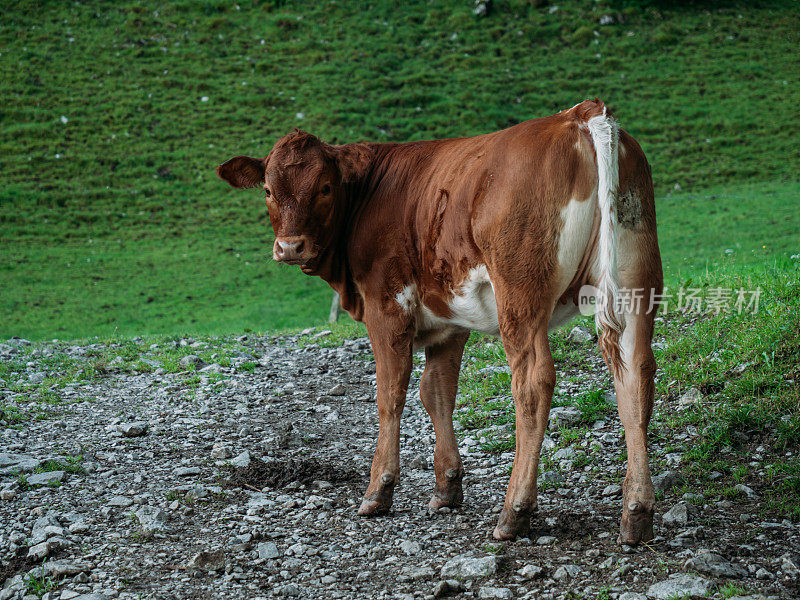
xmin=578 ymin=285 xmax=761 ymax=316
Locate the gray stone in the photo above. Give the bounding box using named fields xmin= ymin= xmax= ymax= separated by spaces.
xmin=663 ymin=502 xmax=690 ymax=525
xmin=174 ymin=466 xmax=201 ymax=477
xmin=405 ymin=566 xmax=435 ymax=579
xmin=536 ymin=536 xmax=556 ymax=545
xmin=29 ymin=560 xmax=89 ymax=578
xmin=135 ymin=505 xmax=168 ymax=535
xmin=679 ymin=387 xmax=702 ymax=407
xmin=478 ymin=587 xmax=513 ymax=599
xmin=27 ymin=471 xmax=66 ymax=486
xmin=518 ymin=564 xmax=545 ymax=579
xmin=328 ymin=383 xmax=346 ymax=396
xmin=0 ymin=453 xmax=34 ymax=469
xmin=569 ymin=326 xmax=595 ymax=343
xmin=30 ymin=515 xmax=60 ymax=544
xmin=280 ymin=583 xmax=301 ymax=596
xmin=433 ymin=580 xmax=465 ymax=598
xmin=548 ymin=406 xmax=582 ymax=428
xmin=734 ymin=484 xmax=758 ymax=500
xmin=684 ymin=549 xmax=747 ymax=578
xmin=211 ymin=444 xmax=232 ymax=459
xmin=400 ymin=540 xmax=421 ymax=555
xmin=780 ymin=553 xmax=799 ymax=576
xmin=553 ymin=565 xmax=581 ymax=580
xmin=199 ymin=363 xmax=222 ymax=373
xmin=70 ymin=595 xmax=109 ymax=600
xmin=1 ymin=489 xmax=16 ymax=500
xmin=440 ymin=554 xmax=498 ymax=578
xmin=257 ymin=541 xmax=280 ymax=559
xmin=117 ymin=421 xmax=148 ymax=437
xmin=27 ymin=541 xmax=51 ymax=559
xmin=754 ymin=567 xmax=772 ymax=580
xmin=189 ymin=549 xmax=226 ymax=571
xmin=602 ymin=484 xmax=622 ymax=497
xmin=552 ymin=447 xmax=575 ymax=461
xmin=185 ymin=485 xmax=209 ymax=500
xmin=107 ymin=495 xmax=133 ymax=507
xmin=231 ymin=450 xmax=251 ymax=468
xmin=179 ymin=355 xmax=201 ymax=368
xmin=647 ymin=574 xmax=712 ymax=599
xmin=652 ymin=470 xmax=684 ymax=493
xmin=619 ymin=594 xmax=647 ymax=600
xmin=541 ymin=470 xmax=564 ymax=485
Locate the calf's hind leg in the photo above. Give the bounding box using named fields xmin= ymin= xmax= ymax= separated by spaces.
xmin=420 ymin=332 xmax=469 ymax=509
xmin=613 ymin=302 xmax=658 ymax=544
xmin=493 ymin=309 xmax=555 ymax=540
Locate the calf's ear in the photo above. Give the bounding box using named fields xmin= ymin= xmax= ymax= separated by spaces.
xmin=216 ymin=155 xmax=265 ymax=189
xmin=334 ymin=143 xmax=373 ymax=184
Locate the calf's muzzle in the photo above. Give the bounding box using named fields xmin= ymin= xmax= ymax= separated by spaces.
xmin=273 ymin=236 xmax=315 ymax=265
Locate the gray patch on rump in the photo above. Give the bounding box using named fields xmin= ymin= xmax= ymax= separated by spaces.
xmin=617 ymin=188 xmax=643 ymax=229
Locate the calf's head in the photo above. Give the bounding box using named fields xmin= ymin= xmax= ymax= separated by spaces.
xmin=217 ymin=130 xmax=371 ymax=272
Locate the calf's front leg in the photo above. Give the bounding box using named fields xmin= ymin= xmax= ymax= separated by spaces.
xmin=357 ymin=318 xmax=413 ymax=516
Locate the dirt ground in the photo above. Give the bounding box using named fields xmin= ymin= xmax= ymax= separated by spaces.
xmin=1 ymin=333 xmax=797 ymax=599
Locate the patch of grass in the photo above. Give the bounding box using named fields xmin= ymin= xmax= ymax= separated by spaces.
xmin=1 ymin=1 xmax=798 ymax=340
xmin=719 ymin=582 xmax=752 ymax=599
xmin=23 ymin=567 xmax=59 ymax=598
xmin=574 ymin=389 xmax=613 ymax=424
xmin=653 ymin=258 xmax=800 ymax=519
xmin=483 ymin=543 xmax=503 ymax=554
xmin=0 ymin=404 xmax=25 ymax=428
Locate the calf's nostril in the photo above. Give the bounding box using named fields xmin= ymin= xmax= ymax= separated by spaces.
xmin=295 ymin=240 xmax=305 ymax=255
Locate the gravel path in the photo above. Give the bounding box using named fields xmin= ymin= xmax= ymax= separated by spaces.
xmin=1 ymin=333 xmax=797 ymax=600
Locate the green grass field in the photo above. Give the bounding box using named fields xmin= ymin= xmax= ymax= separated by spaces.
xmin=1 ymin=0 xmax=798 ymax=340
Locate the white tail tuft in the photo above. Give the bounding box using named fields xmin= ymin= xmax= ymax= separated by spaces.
xmin=587 ymin=109 xmax=624 ymax=374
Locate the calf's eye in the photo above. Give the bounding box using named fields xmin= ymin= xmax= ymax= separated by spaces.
xmin=320 ymin=184 xmax=331 ymax=195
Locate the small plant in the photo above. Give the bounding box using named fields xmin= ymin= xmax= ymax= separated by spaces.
xmin=483 ymin=543 xmax=502 ymax=554
xmin=719 ymin=582 xmax=751 ymax=599
xmin=16 ymin=471 xmax=30 ymax=491
xmin=24 ymin=567 xmax=59 ymax=598
xmin=575 ymin=389 xmax=613 ymax=424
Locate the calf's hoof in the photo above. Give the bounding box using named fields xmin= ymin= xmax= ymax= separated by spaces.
xmin=357 ymin=497 xmax=391 ymax=516
xmin=357 ymin=474 xmax=395 ymax=517
xmin=429 ymin=485 xmax=463 ymax=510
xmin=429 ymin=469 xmax=463 ymax=509
xmin=492 ymin=505 xmax=532 ymax=540
xmin=618 ymin=501 xmax=654 ymax=545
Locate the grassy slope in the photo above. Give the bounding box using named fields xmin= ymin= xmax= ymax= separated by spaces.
xmin=1 ymin=0 xmax=799 ymax=339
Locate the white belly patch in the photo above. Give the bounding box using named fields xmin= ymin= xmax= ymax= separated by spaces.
xmin=396 ymin=265 xmax=582 ymax=341
xmin=396 ymin=266 xmax=500 ymax=336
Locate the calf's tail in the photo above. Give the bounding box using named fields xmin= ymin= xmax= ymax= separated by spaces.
xmin=586 ymin=105 xmax=625 ymax=377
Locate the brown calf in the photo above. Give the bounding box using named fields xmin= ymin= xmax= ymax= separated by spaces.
xmin=218 ymin=99 xmax=663 ymax=544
